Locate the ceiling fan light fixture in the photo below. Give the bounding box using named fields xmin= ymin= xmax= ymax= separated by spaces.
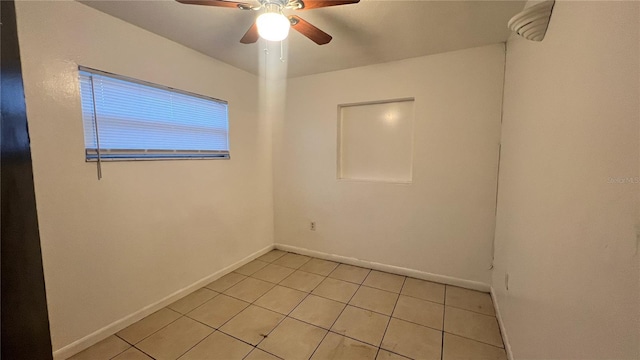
xmin=256 ymin=11 xmax=290 ymax=41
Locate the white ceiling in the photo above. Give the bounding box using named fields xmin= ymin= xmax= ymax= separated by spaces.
xmin=80 ymin=0 xmax=525 ymax=78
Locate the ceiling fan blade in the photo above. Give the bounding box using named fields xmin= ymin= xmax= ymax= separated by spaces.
xmin=240 ymin=22 xmax=259 ymax=44
xmin=297 ymin=0 xmax=359 ymax=10
xmin=289 ymin=15 xmax=332 ymax=45
xmin=175 ymin=0 xmax=251 ymax=9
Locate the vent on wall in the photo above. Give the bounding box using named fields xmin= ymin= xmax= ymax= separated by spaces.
xmin=508 ymin=0 xmax=555 ymax=42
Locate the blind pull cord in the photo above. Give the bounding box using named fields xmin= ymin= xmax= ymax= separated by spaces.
xmin=89 ymin=75 xmax=103 ymax=180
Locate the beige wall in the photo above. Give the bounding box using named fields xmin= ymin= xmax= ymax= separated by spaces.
xmin=18 ymin=1 xmax=640 ymax=357
xmin=15 ymin=0 xmax=273 ymax=352
xmin=273 ymin=45 xmax=505 ymax=284
xmin=493 ymin=1 xmax=640 ymax=358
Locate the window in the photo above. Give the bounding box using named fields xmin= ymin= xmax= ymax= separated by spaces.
xmin=338 ymin=99 xmax=414 ymax=183
xmin=78 ymin=67 xmax=229 ymax=162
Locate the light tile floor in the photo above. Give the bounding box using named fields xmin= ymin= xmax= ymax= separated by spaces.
xmin=70 ymin=250 xmax=507 ymax=360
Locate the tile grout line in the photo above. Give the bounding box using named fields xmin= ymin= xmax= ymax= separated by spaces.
xmin=440 ymin=329 xmax=505 ymax=349
xmin=204 ymin=273 xmax=249 ymax=293
xmin=124 ymin=311 xmax=188 ymax=359
xmin=250 ymin=257 xmax=317 ymax=308
xmin=215 ymin=265 xmax=500 ymax=354
xmin=306 ymin=268 xmax=371 ymax=359
xmin=118 ymin=343 xmax=157 ymax=360
xmin=104 ymin=252 xmax=504 ymax=360
xmin=105 ymin=342 xmax=135 ymax=360
xmin=441 ymin=285 xmax=447 ymax=360
xmin=282 ymin=288 xmax=446 ymax=334
xmin=252 ymin=256 xmax=326 ymax=358
xmin=277 ymin=289 xmax=328 ymax=357
xmin=303 ymin=261 xmax=498 ymax=358
xmin=130 ymin=314 xmax=209 ymax=360
xmin=195 ymin=263 xmax=290 ymax=358
xmin=161 ymin=316 xmax=216 ymax=360
xmin=338 ymin=278 xmax=496 ymax=317
xmin=400 ymin=286 xmax=495 ymax=317
xmin=233 ymin=261 xmax=329 ymax=295
xmin=235 ymin=259 xmax=505 ymax=354
xmin=241 ymin=250 xmax=288 ymax=360
xmin=166 ymin=289 xmax=219 ymax=316
xmin=257 ymin=251 xmax=288 ymax=264
xmin=91 ymin=252 xmax=286 ymax=360
xmin=375 ymin=275 xmax=407 ymax=359
xmin=442 ymin=284 xmax=497 ymax=315
xmin=251 ymin=256 xmax=316 ymax=345
xmin=117 ymin=307 xmax=184 ymax=347
xmin=185 ymin=290 xmax=249 ymax=316
xmin=261 ymin=252 xmax=496 ymax=305
xmin=441 ymin=303 xmax=497 ymax=317
xmin=261 ymin=254 xmax=495 ymax=313
xmin=238 ymin=258 xmax=302 ymax=353
xmin=443 ymin=332 xmax=507 ymax=350
xmin=253 ymin=254 xmax=499 ymax=355
xmin=178 ymin=252 xmax=292 ymax=360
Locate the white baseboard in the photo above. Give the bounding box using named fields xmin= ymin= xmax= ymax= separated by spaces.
xmin=53 ymin=244 xmax=274 ymax=360
xmin=275 ymin=243 xmax=491 ymax=292
xmin=491 ymin=287 xmax=514 ymax=360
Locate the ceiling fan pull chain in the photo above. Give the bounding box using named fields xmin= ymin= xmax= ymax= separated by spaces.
xmin=280 ymin=40 xmax=285 ymax=63
xmin=264 ymin=42 xmax=269 ymax=73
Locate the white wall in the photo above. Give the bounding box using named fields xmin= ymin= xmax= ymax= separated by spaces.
xmin=15 ymin=0 xmax=272 ymax=353
xmin=273 ymin=45 xmax=505 ymax=284
xmin=493 ymin=1 xmax=640 ymax=359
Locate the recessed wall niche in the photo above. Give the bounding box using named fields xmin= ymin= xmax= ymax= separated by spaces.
xmin=338 ymin=98 xmax=415 ymax=183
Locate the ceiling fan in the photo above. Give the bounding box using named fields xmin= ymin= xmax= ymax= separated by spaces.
xmin=176 ymin=0 xmax=359 ymax=45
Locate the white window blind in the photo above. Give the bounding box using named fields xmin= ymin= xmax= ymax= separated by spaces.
xmin=78 ymin=67 xmax=229 ymax=161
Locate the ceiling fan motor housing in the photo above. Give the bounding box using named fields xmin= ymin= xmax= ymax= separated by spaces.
xmin=242 ymin=0 xmax=304 ymax=11
xmin=176 ymin=0 xmax=360 ymax=45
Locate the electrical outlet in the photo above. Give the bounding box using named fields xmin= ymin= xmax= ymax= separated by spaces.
xmin=310 ymin=221 xmax=316 ymax=231
xmin=505 ymin=273 xmax=510 ymax=290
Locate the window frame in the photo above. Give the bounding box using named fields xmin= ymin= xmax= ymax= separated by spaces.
xmin=78 ymin=66 xmax=230 ymax=162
